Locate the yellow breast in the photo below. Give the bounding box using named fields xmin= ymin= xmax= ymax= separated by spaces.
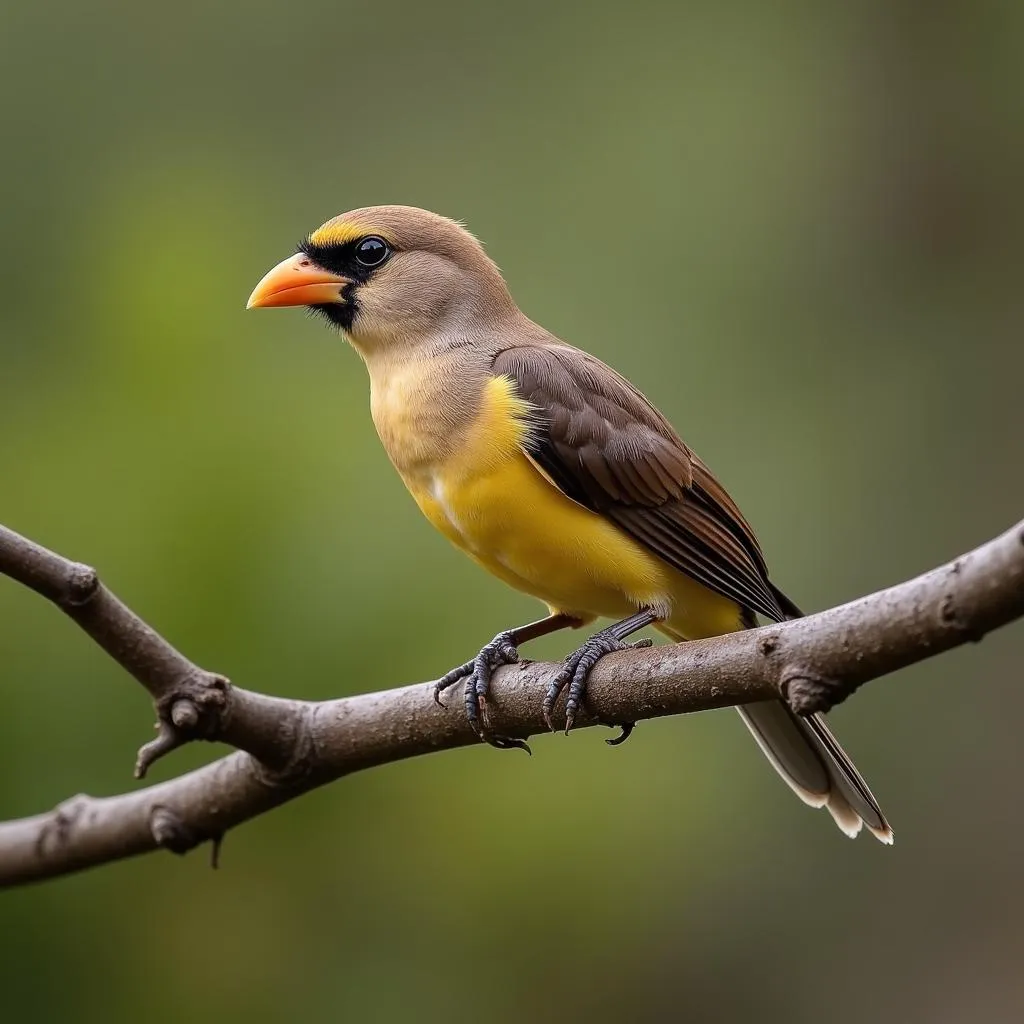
xmin=375 ymin=371 xmax=741 ymax=638
xmin=393 ymin=376 xmax=665 ymax=617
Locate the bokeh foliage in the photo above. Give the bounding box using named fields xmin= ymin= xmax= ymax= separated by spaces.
xmin=2 ymin=2 xmax=1023 ymax=1021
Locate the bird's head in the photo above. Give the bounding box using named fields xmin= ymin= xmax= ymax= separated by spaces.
xmin=247 ymin=205 xmax=516 ymax=354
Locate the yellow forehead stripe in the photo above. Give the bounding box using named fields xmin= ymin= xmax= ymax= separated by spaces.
xmin=308 ymin=220 xmax=389 ymax=247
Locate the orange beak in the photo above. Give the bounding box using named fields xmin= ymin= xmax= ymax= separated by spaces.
xmin=246 ymin=252 xmax=350 ymax=309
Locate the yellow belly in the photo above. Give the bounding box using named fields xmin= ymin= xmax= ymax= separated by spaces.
xmin=414 ymin=448 xmax=666 ymax=618
xmin=398 ymin=376 xmax=743 ymax=641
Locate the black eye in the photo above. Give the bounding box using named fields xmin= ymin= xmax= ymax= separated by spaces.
xmin=355 ymin=236 xmax=390 ymax=268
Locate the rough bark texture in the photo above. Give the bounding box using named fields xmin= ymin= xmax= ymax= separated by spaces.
xmin=1 ymin=519 xmax=1022 ymax=887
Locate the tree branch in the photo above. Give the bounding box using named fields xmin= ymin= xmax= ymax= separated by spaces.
xmin=0 ymin=524 xmax=309 ymax=778
xmin=1 ymin=518 xmax=1022 ymax=887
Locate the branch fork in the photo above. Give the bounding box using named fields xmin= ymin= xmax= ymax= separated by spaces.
xmin=136 ymin=672 xmax=231 ymax=778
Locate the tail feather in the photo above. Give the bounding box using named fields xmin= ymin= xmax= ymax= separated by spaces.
xmin=802 ymin=712 xmax=893 ymax=843
xmin=657 ymin=617 xmax=891 ymax=843
xmin=752 ymin=588 xmax=892 ymax=842
xmin=735 ymin=701 xmax=830 ymax=807
xmin=737 ymin=701 xmax=893 ymax=844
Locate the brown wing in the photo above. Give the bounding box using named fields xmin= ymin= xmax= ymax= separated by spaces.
xmin=493 ymin=344 xmax=797 ymax=622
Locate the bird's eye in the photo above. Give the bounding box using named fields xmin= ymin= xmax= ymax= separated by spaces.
xmin=355 ymin=236 xmax=390 ymax=268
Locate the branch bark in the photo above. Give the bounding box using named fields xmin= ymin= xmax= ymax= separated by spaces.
xmin=0 ymin=525 xmax=306 ymax=778
xmin=1 ymin=518 xmax=1022 ymax=887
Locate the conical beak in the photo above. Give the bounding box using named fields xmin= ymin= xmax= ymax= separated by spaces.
xmin=246 ymin=253 xmax=350 ymax=309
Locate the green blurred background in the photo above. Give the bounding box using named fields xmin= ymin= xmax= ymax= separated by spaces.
xmin=2 ymin=2 xmax=1023 ymax=1021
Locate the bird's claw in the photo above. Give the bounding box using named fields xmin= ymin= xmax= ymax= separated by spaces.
xmin=488 ymin=734 xmax=532 ymax=754
xmin=431 ymin=658 xmax=474 ymax=709
xmin=432 ymin=630 xmax=525 ymax=750
xmin=543 ymin=633 xmax=653 ymax=734
xmin=605 ymin=721 xmax=636 ymax=746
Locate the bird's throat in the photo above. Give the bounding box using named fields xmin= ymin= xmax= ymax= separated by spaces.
xmin=365 ymin=347 xmax=492 ymax=477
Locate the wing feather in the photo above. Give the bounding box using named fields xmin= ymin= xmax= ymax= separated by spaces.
xmin=493 ymin=344 xmax=789 ymax=622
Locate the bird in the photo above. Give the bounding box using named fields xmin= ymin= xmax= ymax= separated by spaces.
xmin=247 ymin=204 xmax=892 ymax=843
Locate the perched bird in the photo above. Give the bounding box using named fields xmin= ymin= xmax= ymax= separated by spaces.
xmin=248 ymin=205 xmax=891 ymax=843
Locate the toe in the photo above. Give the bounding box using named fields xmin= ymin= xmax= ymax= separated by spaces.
xmin=605 ymin=722 xmax=635 ymax=746
xmin=433 ymin=659 xmax=475 ymax=704
xmin=543 ymin=666 xmax=571 ymax=732
xmin=488 ymin=735 xmax=532 ymax=754
xmin=497 ymin=643 xmax=519 ymax=663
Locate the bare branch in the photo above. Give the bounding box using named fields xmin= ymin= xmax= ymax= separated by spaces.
xmin=0 ymin=524 xmax=305 ymax=777
xmin=1 ymin=519 xmax=1022 ymax=887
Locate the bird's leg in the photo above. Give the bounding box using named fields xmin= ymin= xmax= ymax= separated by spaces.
xmin=543 ymin=608 xmax=659 ymax=735
xmin=432 ymin=612 xmax=580 ymax=749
